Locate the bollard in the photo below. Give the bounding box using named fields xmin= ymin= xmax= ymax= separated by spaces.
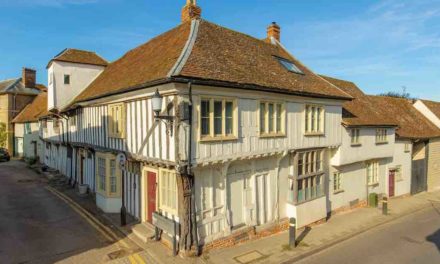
xmin=289 ymin=217 xmax=296 ymax=248
xmin=382 ymin=196 xmax=388 ymax=215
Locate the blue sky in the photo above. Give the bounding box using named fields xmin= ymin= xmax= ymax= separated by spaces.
xmin=1 ymin=0 xmax=439 ymax=100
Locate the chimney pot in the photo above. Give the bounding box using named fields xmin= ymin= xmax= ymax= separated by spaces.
xmin=22 ymin=67 xmax=36 ymax=88
xmin=267 ymin=22 xmax=281 ymax=42
xmin=181 ymin=0 xmax=202 ymax=23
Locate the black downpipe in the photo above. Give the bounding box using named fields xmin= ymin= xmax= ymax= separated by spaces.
xmin=188 ymin=82 xmax=200 ymax=255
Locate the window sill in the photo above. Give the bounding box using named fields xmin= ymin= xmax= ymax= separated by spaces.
xmin=109 ymin=135 xmax=125 ymax=139
xmin=200 ymin=135 xmax=238 ymax=142
xmin=304 ymin=132 xmax=325 ymax=137
xmin=290 ymin=194 xmax=326 ymax=206
xmin=367 ymin=182 xmax=379 ymax=187
xmin=259 ymin=133 xmax=286 ymax=138
xmin=333 ymin=190 xmax=344 ymax=195
xmin=375 ymin=141 xmax=388 ymax=145
xmin=351 ymin=143 xmax=362 ymax=147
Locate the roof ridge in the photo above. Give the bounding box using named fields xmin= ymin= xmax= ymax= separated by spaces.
xmin=168 ymin=19 xmax=200 ymax=77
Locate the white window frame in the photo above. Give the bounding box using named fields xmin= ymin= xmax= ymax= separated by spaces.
xmin=289 ymin=149 xmax=325 ymax=204
xmin=53 ymin=119 xmax=60 ymax=134
xmin=258 ymin=101 xmax=286 ymax=137
xmin=108 ymin=103 xmax=125 ymax=139
xmin=366 ymin=161 xmax=379 ymax=185
xmin=69 ymin=114 xmax=77 ymax=127
xmin=159 ymin=168 xmax=178 ymax=215
xmin=199 ymin=97 xmax=238 ymax=141
xmin=304 ymin=104 xmax=325 ymax=135
xmin=333 ymin=171 xmax=343 ymax=193
xmin=404 ymin=143 xmax=411 ymax=153
xmin=95 ymin=152 xmax=121 ymax=198
xmin=350 ymin=128 xmax=361 ymax=145
xmin=375 ymin=128 xmax=388 ymax=144
xmin=394 ymin=165 xmax=403 ymax=182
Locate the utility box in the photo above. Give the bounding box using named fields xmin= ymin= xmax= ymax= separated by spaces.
xmin=368 ymin=193 xmax=378 ymax=207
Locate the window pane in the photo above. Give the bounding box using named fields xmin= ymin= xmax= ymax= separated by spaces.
xmin=276 ymin=104 xmax=282 ymax=133
xmin=317 ymin=108 xmax=322 ymax=132
xmin=311 ymin=107 xmax=316 ymax=131
xmin=298 ymin=153 xmax=303 ymax=176
xmin=297 ymin=179 xmax=304 ymax=202
xmin=260 ymin=103 xmax=266 ymax=133
xmin=268 ymin=103 xmax=274 ymax=133
xmin=225 ymin=101 xmax=233 ymax=135
xmin=201 ymin=100 xmax=210 ymax=136
xmin=214 ymin=101 xmax=222 ymax=135
xmin=305 ymin=106 xmax=310 ymax=132
xmin=110 ymin=160 xmax=117 ymax=193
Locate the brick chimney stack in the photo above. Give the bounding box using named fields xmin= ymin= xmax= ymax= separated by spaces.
xmin=182 ymin=0 xmax=202 ymax=23
xmin=267 ymin=22 xmax=281 ymax=42
xmin=22 ymin=67 xmax=36 ymax=88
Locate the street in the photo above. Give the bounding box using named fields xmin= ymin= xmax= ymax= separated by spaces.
xmin=296 ymin=201 xmax=440 ymax=264
xmin=0 ymin=160 xmax=132 ymax=264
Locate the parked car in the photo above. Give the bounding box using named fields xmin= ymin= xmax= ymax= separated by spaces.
xmin=0 ymin=148 xmax=10 ymax=162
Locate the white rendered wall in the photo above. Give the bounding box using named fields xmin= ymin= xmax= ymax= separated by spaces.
xmin=390 ymin=140 xmax=412 ymax=196
xmin=331 ymin=127 xmax=395 ymax=166
xmin=48 ymin=61 xmax=104 ymax=111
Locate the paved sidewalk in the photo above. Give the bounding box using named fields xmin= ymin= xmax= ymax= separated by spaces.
xmin=204 ymin=191 xmax=440 ymax=264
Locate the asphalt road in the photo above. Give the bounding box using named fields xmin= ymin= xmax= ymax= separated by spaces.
xmin=296 ymin=200 xmax=440 ymax=264
xmin=0 ymin=160 xmax=111 ymax=264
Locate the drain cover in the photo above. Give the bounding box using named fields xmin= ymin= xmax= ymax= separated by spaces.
xmin=107 ymin=249 xmax=127 ymax=260
xmin=234 ymin=250 xmax=265 ymax=264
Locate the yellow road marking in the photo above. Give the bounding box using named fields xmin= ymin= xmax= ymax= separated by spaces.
xmin=128 ymin=254 xmax=138 ymax=264
xmin=45 ymin=186 xmax=130 ymax=249
xmin=133 ymin=253 xmax=146 ymax=264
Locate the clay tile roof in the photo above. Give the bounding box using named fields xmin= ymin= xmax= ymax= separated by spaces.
xmin=321 ymin=75 xmax=397 ymax=127
xmin=73 ymin=22 xmax=192 ymax=103
xmin=422 ymin=100 xmax=440 ymax=119
xmin=12 ymin=92 xmax=49 ymax=123
xmin=367 ymin=96 xmax=440 ymax=139
xmin=179 ymin=20 xmax=351 ymax=100
xmin=47 ymin=48 xmax=108 ymax=68
xmin=71 ymin=20 xmax=351 ymax=105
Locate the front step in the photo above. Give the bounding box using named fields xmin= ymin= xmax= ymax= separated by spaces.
xmin=131 ymin=222 xmax=155 ymax=243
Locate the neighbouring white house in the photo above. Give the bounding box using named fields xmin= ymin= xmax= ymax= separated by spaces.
xmin=368 ymin=96 xmax=440 ymax=194
xmin=47 ymin=48 xmax=108 ymax=111
xmin=39 ymin=1 xmax=359 ymax=253
xmin=413 ymin=99 xmax=440 ymax=191
xmin=12 ymin=92 xmax=48 ymax=161
xmin=321 ymin=76 xmax=404 ymax=213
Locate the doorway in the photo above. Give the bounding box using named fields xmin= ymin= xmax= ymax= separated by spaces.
xmin=146 ymin=170 xmax=157 ymax=223
xmin=388 ymin=170 xmax=395 ymax=197
xmin=255 ymin=173 xmax=269 ymax=225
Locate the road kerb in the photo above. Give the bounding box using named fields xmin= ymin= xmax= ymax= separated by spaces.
xmin=45 ymin=186 xmax=131 ymax=249
xmin=281 ymin=204 xmax=433 ymax=264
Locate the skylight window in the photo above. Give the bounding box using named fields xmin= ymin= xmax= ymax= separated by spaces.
xmin=276 ymin=57 xmax=303 ymax=74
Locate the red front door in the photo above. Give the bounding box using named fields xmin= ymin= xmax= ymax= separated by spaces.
xmin=389 ymin=170 xmax=395 ymax=197
xmin=147 ymin=171 xmax=157 ymax=223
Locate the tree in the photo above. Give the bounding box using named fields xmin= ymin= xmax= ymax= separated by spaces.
xmin=379 ymin=86 xmax=415 ymax=99
xmin=0 ymin=122 xmax=7 ymax=148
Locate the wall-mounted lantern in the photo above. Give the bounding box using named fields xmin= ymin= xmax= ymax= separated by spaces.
xmin=152 ymin=89 xmax=175 ymax=136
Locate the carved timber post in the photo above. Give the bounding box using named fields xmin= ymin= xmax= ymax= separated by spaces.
xmin=174 ymin=95 xmax=195 ymax=252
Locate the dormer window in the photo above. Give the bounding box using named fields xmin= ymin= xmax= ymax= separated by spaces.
xmin=275 ymin=56 xmax=303 ymax=74
xmin=64 ymin=74 xmax=70 ymax=85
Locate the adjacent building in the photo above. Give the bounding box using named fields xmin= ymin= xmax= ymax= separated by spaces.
xmin=0 ymin=68 xmax=45 ymax=154
xmin=369 ymin=96 xmax=440 ymax=194
xmin=413 ymin=99 xmax=440 ymax=191
xmin=12 ymin=92 xmax=48 ymax=160
xmin=322 ymin=76 xmax=405 ymax=214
